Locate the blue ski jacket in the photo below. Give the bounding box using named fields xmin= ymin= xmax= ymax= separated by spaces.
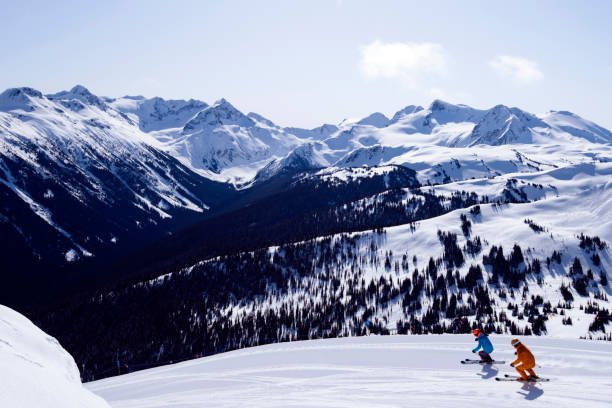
xmin=473 ymin=334 xmax=494 ymax=354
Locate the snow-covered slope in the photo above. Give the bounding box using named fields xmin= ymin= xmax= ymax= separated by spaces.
xmin=390 ymin=104 xmax=424 ymax=123
xmin=251 ymin=142 xmax=330 ymax=184
xmin=468 ymin=104 xmax=537 ymax=146
xmin=356 ymin=111 xmax=391 ymax=128
xmin=538 ymin=110 xmax=612 ymax=144
xmin=205 ymin=161 xmax=612 ymax=341
xmin=107 ymin=95 xmax=208 ymax=132
xmin=0 ymin=305 xmax=110 ymax=408
xmin=144 ymin=99 xmax=307 ymax=182
xmin=284 ymin=123 xmax=339 ymax=140
xmin=87 ymin=335 xmax=612 ymax=408
xmin=0 ymin=86 xmax=231 ymax=275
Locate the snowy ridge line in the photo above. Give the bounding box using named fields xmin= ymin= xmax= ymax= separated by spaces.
xmin=6 ymin=85 xmax=612 ymax=186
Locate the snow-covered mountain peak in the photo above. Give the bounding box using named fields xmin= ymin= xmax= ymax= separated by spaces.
xmin=109 ymin=95 xmax=208 ymax=132
xmin=380 ymin=100 xmax=485 ymax=142
xmin=357 ymin=112 xmax=390 ymax=128
xmin=183 ymin=98 xmax=254 ymax=132
xmin=70 ymin=84 xmax=93 ymax=95
xmin=252 ymin=142 xmax=329 ymax=183
xmin=143 ymin=98 xmax=309 ymax=179
xmin=424 ymin=100 xmax=484 ymax=124
xmin=0 ymin=86 xmax=43 ymax=100
xmin=0 ymin=87 xmax=44 ymax=111
xmin=390 ymin=105 xmax=424 ymax=123
xmin=465 ymin=104 xmax=540 ymax=146
xmin=47 ymin=84 xmax=108 ymax=111
xmin=429 ymin=99 xmax=458 ymax=111
xmin=210 ymin=98 xmax=249 ymax=117
xmin=488 ymin=103 xmax=512 ymax=115
xmin=483 ymin=104 xmax=540 ymax=124
xmin=213 ymin=97 xmax=228 ymax=104
xmin=539 ymin=110 xmax=612 ymax=144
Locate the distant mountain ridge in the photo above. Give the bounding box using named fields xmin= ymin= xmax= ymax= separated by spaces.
xmin=107 ymin=94 xmax=208 ymax=132
xmin=106 ymin=91 xmax=612 ymax=183
xmin=2 ymin=84 xmax=612 ymax=306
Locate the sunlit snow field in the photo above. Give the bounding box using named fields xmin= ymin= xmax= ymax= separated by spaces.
xmin=88 ymin=335 xmax=612 ymax=408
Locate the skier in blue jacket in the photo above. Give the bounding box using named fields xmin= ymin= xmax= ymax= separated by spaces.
xmin=472 ymin=329 xmax=494 ymax=362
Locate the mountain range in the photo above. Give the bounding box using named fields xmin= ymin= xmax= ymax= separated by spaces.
xmin=2 ymin=85 xmax=612 ymax=305
xmin=1 ymin=85 xmax=611 ymax=381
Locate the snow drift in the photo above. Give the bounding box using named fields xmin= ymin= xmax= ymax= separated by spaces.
xmin=0 ymin=305 xmax=110 ymax=408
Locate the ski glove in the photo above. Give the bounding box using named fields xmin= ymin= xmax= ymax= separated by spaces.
xmin=472 ymin=350 xmax=476 ymax=353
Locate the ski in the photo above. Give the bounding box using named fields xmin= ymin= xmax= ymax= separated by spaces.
xmin=495 ymin=374 xmax=550 ymax=382
xmin=461 ymin=359 xmax=506 ymax=364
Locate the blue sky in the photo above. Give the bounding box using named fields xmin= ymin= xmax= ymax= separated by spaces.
xmin=1 ymin=0 xmax=611 ymax=129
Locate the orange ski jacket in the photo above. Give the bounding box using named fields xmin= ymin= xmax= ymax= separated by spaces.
xmin=512 ymin=343 xmax=535 ymax=367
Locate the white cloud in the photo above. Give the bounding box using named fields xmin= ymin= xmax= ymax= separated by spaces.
xmin=359 ymin=41 xmax=448 ymax=87
xmin=489 ymin=55 xmax=543 ymax=84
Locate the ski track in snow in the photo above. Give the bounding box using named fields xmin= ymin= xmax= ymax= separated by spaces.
xmin=87 ymin=335 xmax=612 ymax=408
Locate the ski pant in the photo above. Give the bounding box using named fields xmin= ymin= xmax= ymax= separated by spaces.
xmin=478 ymin=351 xmax=492 ymax=361
xmin=514 ymin=362 xmax=536 ymax=380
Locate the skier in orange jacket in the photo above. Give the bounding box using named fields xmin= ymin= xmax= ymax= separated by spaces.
xmin=510 ymin=338 xmax=537 ymax=380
